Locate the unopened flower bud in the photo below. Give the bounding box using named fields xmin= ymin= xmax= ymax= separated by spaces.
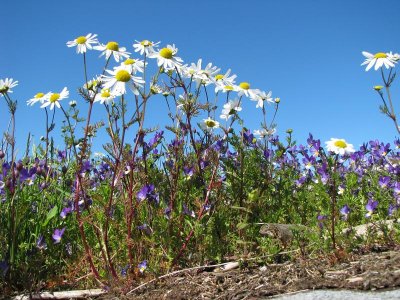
xmin=274 ymin=98 xmax=281 ymax=104
xmin=373 ymin=85 xmax=383 ymax=91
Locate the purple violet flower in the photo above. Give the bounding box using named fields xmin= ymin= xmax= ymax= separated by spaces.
xmin=378 ymin=176 xmax=391 ymax=189
xmin=36 ymin=235 xmax=47 ymax=250
xmin=52 ymin=227 xmax=66 ymax=244
xmin=138 ymin=260 xmax=147 ymax=274
xmin=365 ymin=199 xmax=378 ymax=218
xmin=340 ymin=205 xmax=350 ymax=221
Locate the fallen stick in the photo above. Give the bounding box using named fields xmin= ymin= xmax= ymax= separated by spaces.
xmin=13 ymin=289 xmax=106 ymax=300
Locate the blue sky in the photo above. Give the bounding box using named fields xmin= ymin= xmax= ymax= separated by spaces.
xmin=1 ymin=0 xmax=400 ymax=154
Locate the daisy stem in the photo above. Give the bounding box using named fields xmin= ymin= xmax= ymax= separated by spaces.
xmin=381 ymin=69 xmax=400 ymax=134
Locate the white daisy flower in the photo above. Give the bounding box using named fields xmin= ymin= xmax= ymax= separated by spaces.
xmin=101 ymin=67 xmax=144 ymax=96
xmin=94 ymin=41 xmax=131 ymax=62
xmin=213 ymin=69 xmax=237 ymax=93
xmin=118 ymin=58 xmax=145 ymax=74
xmin=325 ymin=138 xmax=355 ymax=155
xmin=41 ymin=87 xmax=69 ymax=110
xmin=94 ymin=88 xmax=116 ymax=104
xmin=149 ymin=44 xmax=183 ymax=71
xmin=69 ymin=100 xmax=77 ymax=107
xmin=253 ymin=128 xmax=276 ymax=139
xmin=361 ymin=51 xmax=397 ymax=71
xmin=133 ymin=40 xmax=160 ymax=56
xmin=0 ymin=78 xmax=18 ymax=95
xmin=250 ymin=89 xmax=273 ymax=109
xmin=200 ymin=117 xmax=220 ymax=132
xmin=236 ymin=82 xmax=255 ymax=98
xmin=27 ymin=92 xmax=49 ymax=106
xmin=220 ymin=99 xmax=242 ymax=120
xmin=66 ymin=33 xmax=99 ymax=54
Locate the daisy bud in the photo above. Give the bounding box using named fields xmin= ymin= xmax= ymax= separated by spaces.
xmin=373 ymin=86 xmax=383 ymax=91
xmin=274 ymin=98 xmax=281 ymax=104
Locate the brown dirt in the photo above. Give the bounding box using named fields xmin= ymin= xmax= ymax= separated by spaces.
xmin=111 ymin=244 xmax=400 ymax=300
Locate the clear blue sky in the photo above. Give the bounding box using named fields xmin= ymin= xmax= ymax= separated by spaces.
xmin=1 ymin=0 xmax=400 ymax=153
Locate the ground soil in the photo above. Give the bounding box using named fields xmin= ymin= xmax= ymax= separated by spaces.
xmin=111 ymin=244 xmax=400 ymax=300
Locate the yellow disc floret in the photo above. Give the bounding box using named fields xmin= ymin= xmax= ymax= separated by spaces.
xmin=49 ymin=93 xmax=60 ymax=103
xmin=215 ymin=74 xmax=224 ymax=81
xmin=334 ymin=140 xmax=347 ymax=148
xmin=35 ymin=92 xmax=44 ymax=98
xmin=124 ymin=58 xmax=135 ymax=65
xmin=160 ymin=48 xmax=173 ymax=59
xmin=239 ymin=82 xmax=250 ymax=90
xmin=106 ymin=41 xmax=119 ymax=51
xmin=101 ymin=89 xmax=111 ymax=98
xmin=141 ymin=40 xmax=152 ymax=47
xmin=115 ymin=70 xmax=131 ymax=82
xmin=374 ymin=52 xmax=387 ymax=59
xmin=373 ymin=85 xmax=383 ymax=91
xmin=205 ymin=119 xmax=217 ymax=128
xmin=75 ymin=36 xmax=87 ymax=44
xmin=224 ymin=85 xmax=234 ymax=91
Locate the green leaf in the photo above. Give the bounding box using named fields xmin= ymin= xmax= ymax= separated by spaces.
xmin=43 ymin=205 xmax=58 ymax=227
xmin=237 ymin=222 xmax=248 ymax=230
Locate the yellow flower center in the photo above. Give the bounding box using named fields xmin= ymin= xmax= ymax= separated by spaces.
xmin=140 ymin=40 xmax=152 ymax=47
xmin=160 ymin=48 xmax=173 ymax=59
xmin=374 ymin=52 xmax=387 ymax=59
xmin=215 ymin=74 xmax=224 ymax=80
xmin=239 ymin=82 xmax=250 ymax=90
xmin=274 ymin=98 xmax=281 ymax=103
xmin=205 ymin=119 xmax=217 ymax=127
xmin=75 ymin=36 xmax=87 ymax=44
xmin=334 ymin=140 xmax=347 ymax=148
xmin=373 ymin=85 xmax=383 ymax=91
xmin=124 ymin=58 xmax=135 ymax=65
xmin=35 ymin=92 xmax=44 ymax=98
xmin=101 ymin=89 xmax=111 ymax=98
xmin=115 ymin=70 xmax=131 ymax=82
xmin=225 ymin=85 xmax=234 ymax=91
xmin=50 ymin=93 xmax=60 ymax=103
xmin=0 ymin=87 xmax=9 ymax=93
xmin=106 ymin=41 xmax=119 ymax=51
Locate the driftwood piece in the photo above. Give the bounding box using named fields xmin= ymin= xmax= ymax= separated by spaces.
xmin=14 ymin=289 xmax=106 ymax=300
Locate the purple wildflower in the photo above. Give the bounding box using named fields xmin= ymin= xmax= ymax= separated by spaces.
xmin=365 ymin=199 xmax=378 ymax=218
xmin=136 ymin=184 xmax=159 ymax=204
xmin=60 ymin=206 xmax=72 ymax=219
xmin=340 ymin=205 xmax=350 ymax=221
xmin=183 ymin=166 xmax=194 ymax=179
xmin=138 ymin=260 xmax=147 ymax=274
xmin=137 ymin=223 xmax=152 ymax=235
xmin=52 ymin=227 xmax=66 ymax=244
xmin=36 ymin=235 xmax=47 ymax=250
xmin=182 ymin=203 xmax=196 ymax=218
xmin=378 ymin=176 xmax=391 ymax=189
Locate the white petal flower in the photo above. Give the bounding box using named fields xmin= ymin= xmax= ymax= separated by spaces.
xmin=213 ymin=69 xmax=237 ymax=93
xmin=250 ymin=89 xmax=273 ymax=108
xmin=94 ymin=41 xmax=131 ymax=62
xmin=0 ymin=78 xmax=18 ymax=95
xmin=182 ymin=59 xmax=220 ymax=86
xmin=118 ymin=58 xmax=145 ymax=74
xmin=200 ymin=117 xmax=220 ymax=132
xmin=94 ymin=88 xmax=117 ymax=104
xmin=361 ymin=51 xmax=396 ymax=71
xmin=101 ymin=67 xmax=144 ymax=96
xmin=149 ymin=44 xmax=183 ymax=71
xmin=133 ymin=40 xmax=160 ymax=56
xmin=66 ymin=33 xmax=99 ymax=54
xmin=220 ymin=99 xmax=242 ymax=120
xmin=236 ymin=82 xmax=256 ymax=98
xmin=27 ymin=92 xmax=50 ymax=106
xmin=325 ymin=138 xmax=355 ymax=155
xmin=41 ymin=87 xmax=69 ymax=110
xmin=253 ymin=128 xmax=276 ymax=139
